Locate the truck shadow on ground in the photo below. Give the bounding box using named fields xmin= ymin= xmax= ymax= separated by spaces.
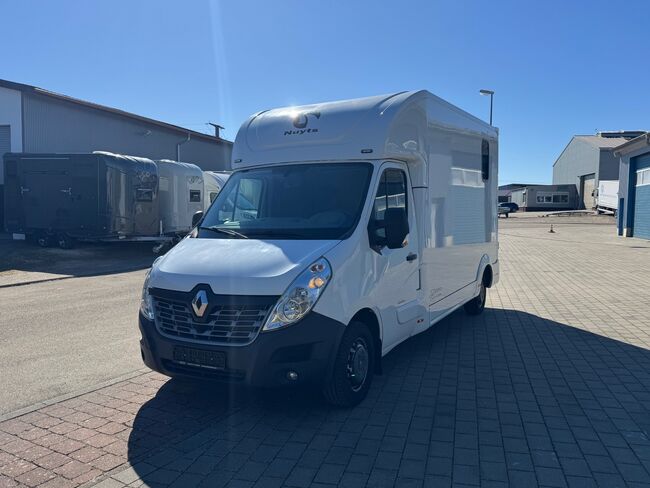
xmin=126 ymin=308 xmax=650 ymax=486
xmin=0 ymin=240 xmax=156 ymax=281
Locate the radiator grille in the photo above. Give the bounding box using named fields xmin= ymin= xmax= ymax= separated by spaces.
xmin=153 ymin=296 xmax=274 ymax=346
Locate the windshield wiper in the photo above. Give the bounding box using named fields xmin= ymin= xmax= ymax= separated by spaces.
xmin=244 ymin=230 xmax=313 ymax=239
xmin=198 ymin=226 xmax=249 ymax=239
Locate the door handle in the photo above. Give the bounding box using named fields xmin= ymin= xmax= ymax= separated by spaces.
xmin=406 ymin=252 xmax=418 ymax=262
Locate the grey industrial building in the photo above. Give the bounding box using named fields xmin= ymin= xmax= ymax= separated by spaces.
xmin=0 ymin=78 xmax=232 ymax=229
xmin=552 ymin=131 xmax=643 ymax=209
xmin=614 ymin=133 xmax=650 ymax=240
xmin=0 ymin=79 xmax=232 ymax=171
xmin=498 ymin=183 xmax=528 ymax=203
xmin=508 ymin=184 xmax=579 ymax=212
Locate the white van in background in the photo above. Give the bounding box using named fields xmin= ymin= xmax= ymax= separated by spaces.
xmin=138 ymin=90 xmax=499 ymax=406
xmin=596 ymin=180 xmax=619 ymax=214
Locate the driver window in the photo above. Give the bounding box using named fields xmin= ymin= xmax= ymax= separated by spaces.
xmin=369 ymin=168 xmax=408 ymax=242
xmin=219 ymin=178 xmax=263 ymax=222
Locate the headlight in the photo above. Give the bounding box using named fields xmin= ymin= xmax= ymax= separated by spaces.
xmin=263 ymin=258 xmax=332 ymax=331
xmin=140 ymin=269 xmax=154 ymax=320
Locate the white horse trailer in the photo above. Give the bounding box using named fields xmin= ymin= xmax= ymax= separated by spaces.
xmin=156 ymin=160 xmax=204 ymax=234
xmin=202 ymin=171 xmax=231 ymax=211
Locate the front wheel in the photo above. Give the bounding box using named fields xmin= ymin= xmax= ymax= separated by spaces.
xmin=464 ymin=282 xmax=486 ymax=315
xmin=323 ymin=321 xmax=375 ymax=407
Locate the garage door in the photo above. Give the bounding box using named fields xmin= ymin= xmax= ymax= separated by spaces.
xmin=582 ymin=174 xmax=595 ymax=210
xmin=633 ymin=154 xmax=650 ymax=240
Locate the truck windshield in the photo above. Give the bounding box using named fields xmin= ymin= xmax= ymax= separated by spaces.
xmin=199 ymin=163 xmax=373 ymax=240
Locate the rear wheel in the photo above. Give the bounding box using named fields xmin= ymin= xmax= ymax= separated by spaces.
xmin=464 ymin=281 xmax=486 ymax=315
xmin=323 ymin=321 xmax=375 ymax=407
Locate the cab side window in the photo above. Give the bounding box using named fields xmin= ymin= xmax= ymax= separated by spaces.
xmin=368 ymin=168 xmax=408 ymax=245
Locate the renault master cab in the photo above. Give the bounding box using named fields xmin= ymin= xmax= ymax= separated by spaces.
xmin=138 ymin=90 xmax=499 ymax=406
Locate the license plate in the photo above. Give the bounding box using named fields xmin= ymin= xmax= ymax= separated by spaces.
xmin=173 ymin=347 xmax=226 ymax=370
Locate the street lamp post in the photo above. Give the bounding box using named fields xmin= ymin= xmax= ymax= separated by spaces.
xmin=479 ymin=89 xmax=494 ymax=125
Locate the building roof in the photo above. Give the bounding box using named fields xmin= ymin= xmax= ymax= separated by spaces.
xmin=613 ymin=133 xmax=650 ymax=156
xmin=498 ymin=183 xmax=530 ymax=191
xmin=574 ymin=135 xmax=630 ymax=149
xmin=552 ymin=132 xmax=644 ymax=167
xmin=509 ymin=184 xmax=576 ymax=192
xmin=0 ymin=78 xmax=230 ymax=145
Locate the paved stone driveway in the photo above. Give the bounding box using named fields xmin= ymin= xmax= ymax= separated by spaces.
xmin=1 ymin=218 xmax=650 ymax=488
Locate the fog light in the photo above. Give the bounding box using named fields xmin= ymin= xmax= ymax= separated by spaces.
xmin=287 ymin=371 xmax=299 ymax=381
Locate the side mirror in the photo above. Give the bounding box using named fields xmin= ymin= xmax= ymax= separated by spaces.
xmin=192 ymin=210 xmax=204 ymax=228
xmin=384 ymin=207 xmax=409 ymax=249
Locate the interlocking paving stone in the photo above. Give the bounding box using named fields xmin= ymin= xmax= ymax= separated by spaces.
xmin=2 ymin=219 xmax=650 ymax=487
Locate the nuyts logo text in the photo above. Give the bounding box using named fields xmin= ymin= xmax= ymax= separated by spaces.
xmin=284 ymin=128 xmax=319 ymax=136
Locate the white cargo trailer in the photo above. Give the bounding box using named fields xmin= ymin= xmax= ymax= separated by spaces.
xmin=596 ymin=180 xmax=619 ymax=214
xmin=156 ymin=160 xmax=204 ymax=234
xmin=139 ymin=91 xmax=499 ymax=406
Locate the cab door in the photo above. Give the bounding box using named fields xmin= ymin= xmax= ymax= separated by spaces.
xmin=368 ymin=163 xmax=423 ymax=352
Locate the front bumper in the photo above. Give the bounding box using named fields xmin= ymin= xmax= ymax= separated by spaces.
xmin=138 ymin=311 xmax=346 ymax=387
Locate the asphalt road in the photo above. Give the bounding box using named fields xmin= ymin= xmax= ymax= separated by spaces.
xmin=0 ymin=269 xmax=148 ymax=415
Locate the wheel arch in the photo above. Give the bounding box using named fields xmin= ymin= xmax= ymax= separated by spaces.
xmin=483 ymin=264 xmax=494 ymax=288
xmin=350 ymin=308 xmax=383 ymax=374
xmin=476 ymin=254 xmax=494 ymax=288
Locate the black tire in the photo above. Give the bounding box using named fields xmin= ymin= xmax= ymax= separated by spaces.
xmin=57 ymin=234 xmax=74 ymax=249
xmin=37 ymin=234 xmax=52 ymax=247
xmin=464 ymin=281 xmax=486 ymax=315
xmin=323 ymin=321 xmax=375 ymax=407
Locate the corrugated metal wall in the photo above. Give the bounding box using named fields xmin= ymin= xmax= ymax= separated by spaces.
xmin=22 ymin=92 xmax=232 ymax=171
xmin=632 ymin=154 xmax=650 ymax=239
xmin=552 ymin=138 xmax=599 ymax=187
xmin=509 ymin=185 xmax=579 ymax=211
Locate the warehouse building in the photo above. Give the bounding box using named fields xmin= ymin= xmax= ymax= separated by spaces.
xmin=552 ymin=131 xmax=643 ymax=209
xmin=509 ymin=184 xmax=579 ymax=212
xmin=0 ymin=78 xmax=232 ymax=229
xmin=498 ymin=183 xmax=528 ymax=203
xmin=614 ymin=133 xmax=650 ymax=240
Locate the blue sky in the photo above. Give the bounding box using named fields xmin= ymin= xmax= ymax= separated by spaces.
xmin=1 ymin=0 xmax=647 ymax=184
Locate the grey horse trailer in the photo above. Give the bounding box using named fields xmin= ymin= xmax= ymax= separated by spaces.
xmin=3 ymin=152 xmax=160 ymax=246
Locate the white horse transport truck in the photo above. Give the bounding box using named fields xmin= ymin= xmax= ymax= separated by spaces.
xmin=138 ymin=91 xmax=499 ymax=406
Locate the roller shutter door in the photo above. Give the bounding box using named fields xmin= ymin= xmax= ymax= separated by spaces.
xmin=633 ymin=154 xmax=650 ymax=240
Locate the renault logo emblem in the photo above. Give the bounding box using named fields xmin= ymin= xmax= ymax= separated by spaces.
xmin=191 ymin=290 xmax=208 ymax=317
